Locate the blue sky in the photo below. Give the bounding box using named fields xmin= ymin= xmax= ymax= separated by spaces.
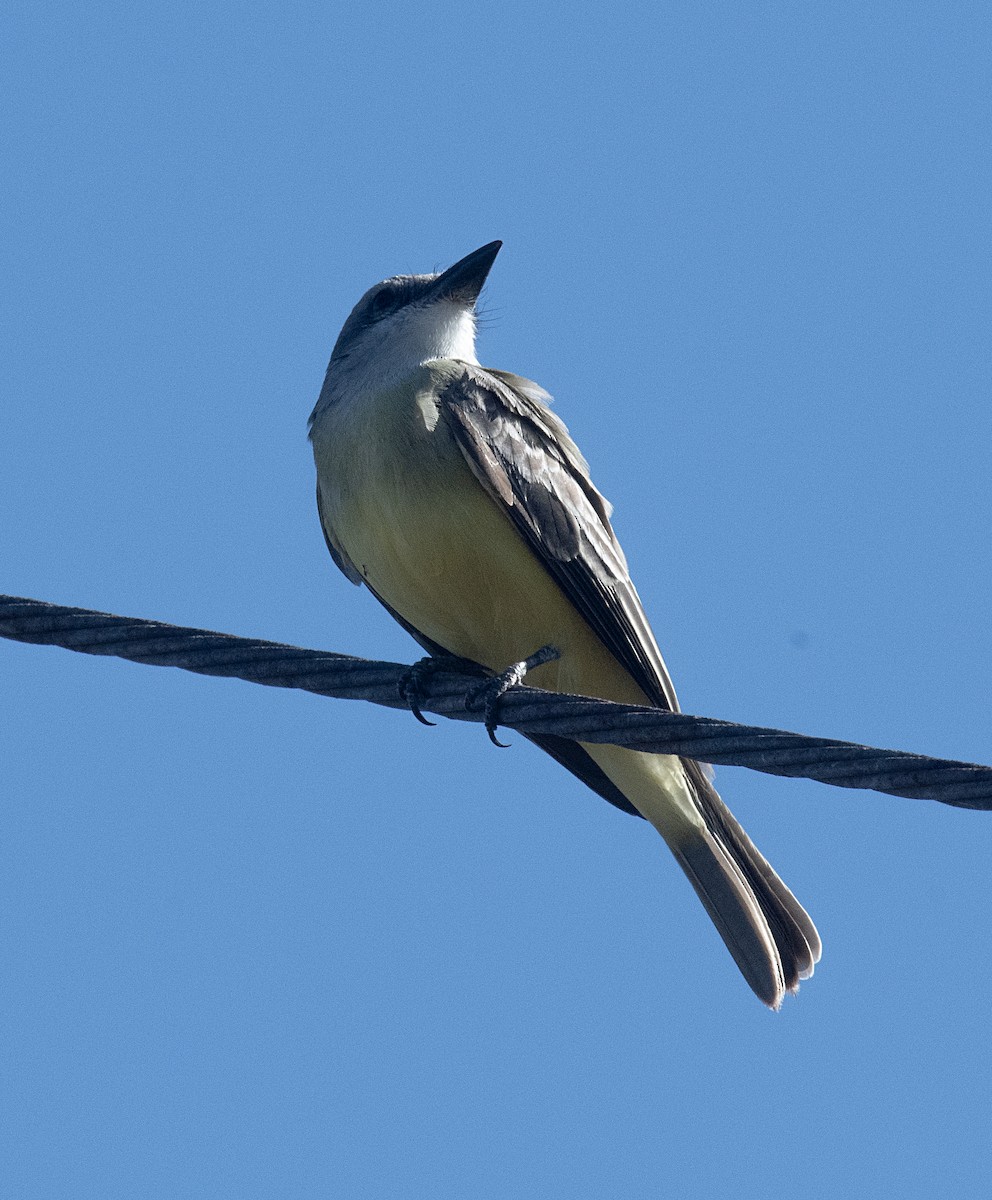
xmin=3 ymin=2 xmax=991 ymax=1196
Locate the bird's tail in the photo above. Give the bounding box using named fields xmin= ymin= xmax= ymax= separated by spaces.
xmin=531 ymin=732 xmax=819 ymax=1006
xmin=671 ymin=760 xmax=821 ymax=1008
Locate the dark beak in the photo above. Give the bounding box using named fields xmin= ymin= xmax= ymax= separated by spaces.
xmin=426 ymin=240 xmax=502 ymax=306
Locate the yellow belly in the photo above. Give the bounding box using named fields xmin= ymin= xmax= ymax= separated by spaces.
xmin=317 ymin=378 xmax=622 ymax=688
xmin=312 ymin=367 xmax=703 ymax=837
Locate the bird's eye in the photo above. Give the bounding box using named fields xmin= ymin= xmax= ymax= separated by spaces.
xmin=370 ymin=290 xmax=396 ymax=318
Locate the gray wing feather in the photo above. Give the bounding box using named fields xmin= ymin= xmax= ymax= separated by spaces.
xmin=438 ymin=365 xmax=680 ymax=713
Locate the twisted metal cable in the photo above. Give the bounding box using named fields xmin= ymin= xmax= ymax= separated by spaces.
xmin=2 ymin=593 xmax=990 ymax=810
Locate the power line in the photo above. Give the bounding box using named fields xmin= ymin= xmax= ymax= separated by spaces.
xmin=2 ymin=593 xmax=990 ymax=810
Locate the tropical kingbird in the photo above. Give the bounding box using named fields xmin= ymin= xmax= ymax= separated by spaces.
xmin=309 ymin=241 xmax=820 ymax=1007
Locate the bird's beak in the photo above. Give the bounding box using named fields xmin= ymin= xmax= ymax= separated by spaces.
xmin=426 ymin=240 xmax=502 ymax=307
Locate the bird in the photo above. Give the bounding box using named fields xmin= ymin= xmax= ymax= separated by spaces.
xmin=308 ymin=241 xmax=820 ymax=1007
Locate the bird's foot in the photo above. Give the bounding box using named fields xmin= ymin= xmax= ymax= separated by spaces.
xmin=465 ymin=644 xmax=561 ymax=748
xmin=398 ymin=654 xmax=485 ymax=726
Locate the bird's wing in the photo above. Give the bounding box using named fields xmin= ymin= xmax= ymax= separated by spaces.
xmin=436 ymin=364 xmax=681 ymax=714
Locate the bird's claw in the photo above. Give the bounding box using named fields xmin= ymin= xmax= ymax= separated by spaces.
xmin=466 ymin=667 xmax=525 ymax=748
xmin=465 ymin=644 xmax=560 ymax=748
xmin=398 ymin=654 xmax=483 ymax=727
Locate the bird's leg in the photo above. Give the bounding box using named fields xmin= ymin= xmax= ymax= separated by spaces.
xmin=466 ymin=644 xmax=561 ymax=748
xmin=398 ymin=654 xmax=486 ymax=727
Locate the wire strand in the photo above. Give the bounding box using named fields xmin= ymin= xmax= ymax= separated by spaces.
xmin=3 ymin=593 xmax=990 ymax=810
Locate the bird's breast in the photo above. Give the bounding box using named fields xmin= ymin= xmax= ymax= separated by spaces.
xmin=311 ymin=368 xmax=578 ymax=671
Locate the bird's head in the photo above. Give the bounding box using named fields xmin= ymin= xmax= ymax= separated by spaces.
xmin=323 ymin=241 xmax=502 ymax=396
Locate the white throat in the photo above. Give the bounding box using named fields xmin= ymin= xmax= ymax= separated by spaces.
xmin=322 ymin=300 xmax=479 ymax=408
